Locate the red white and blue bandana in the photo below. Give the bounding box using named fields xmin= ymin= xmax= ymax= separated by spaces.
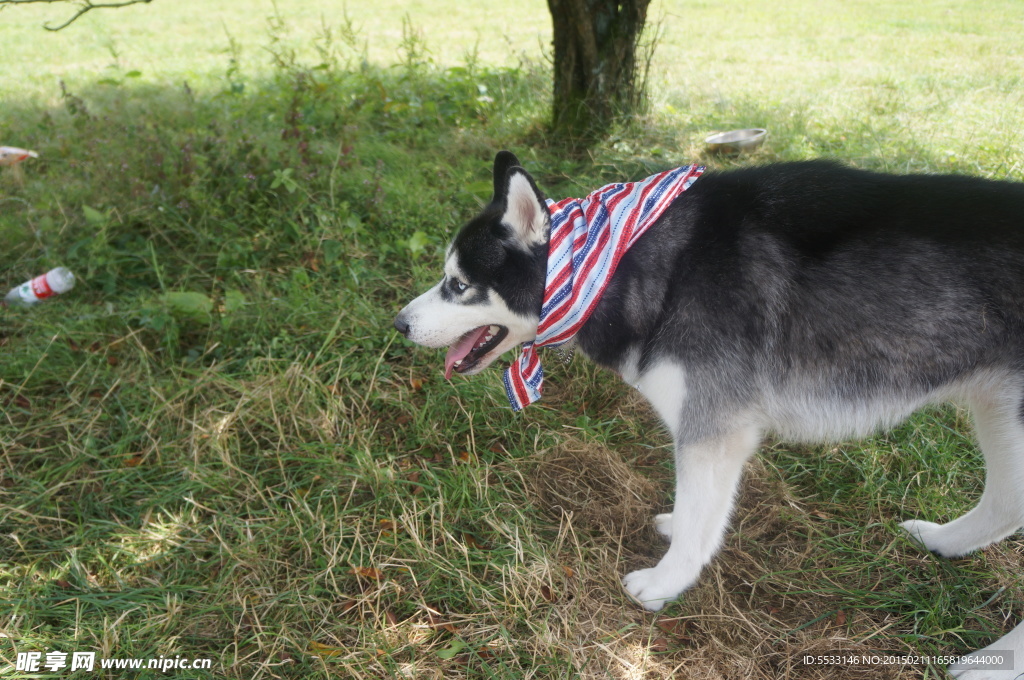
xmin=503 ymin=164 xmax=704 ymax=411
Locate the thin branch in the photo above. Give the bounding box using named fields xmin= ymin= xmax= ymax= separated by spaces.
xmin=0 ymin=0 xmax=153 ymax=31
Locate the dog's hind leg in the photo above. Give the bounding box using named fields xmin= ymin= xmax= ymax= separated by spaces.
xmin=949 ymin=620 xmax=1024 ymax=680
xmin=623 ymin=424 xmax=761 ymax=611
xmin=899 ymin=384 xmax=1024 ymax=558
xmin=899 ymin=384 xmax=1024 ymax=679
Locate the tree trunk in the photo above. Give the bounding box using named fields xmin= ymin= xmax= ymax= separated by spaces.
xmin=547 ymin=0 xmax=653 ymax=141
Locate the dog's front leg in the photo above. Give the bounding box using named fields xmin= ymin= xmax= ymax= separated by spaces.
xmin=623 ymin=425 xmax=761 ymax=611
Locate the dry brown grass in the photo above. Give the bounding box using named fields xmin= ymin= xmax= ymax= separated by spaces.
xmin=505 ymin=433 xmax=946 ymax=679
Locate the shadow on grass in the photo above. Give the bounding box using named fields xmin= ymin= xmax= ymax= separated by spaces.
xmin=1 ymin=59 xmax=548 ymax=294
xmin=3 ymin=56 xmax=1022 ymax=680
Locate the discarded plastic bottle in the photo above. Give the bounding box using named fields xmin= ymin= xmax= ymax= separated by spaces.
xmin=3 ymin=267 xmax=76 ymax=306
xmin=0 ymin=146 xmax=38 ymax=166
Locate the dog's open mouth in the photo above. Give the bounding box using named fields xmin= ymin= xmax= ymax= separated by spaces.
xmin=444 ymin=325 xmax=509 ymax=379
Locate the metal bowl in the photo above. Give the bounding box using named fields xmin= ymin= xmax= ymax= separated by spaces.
xmin=705 ymin=128 xmax=767 ymax=154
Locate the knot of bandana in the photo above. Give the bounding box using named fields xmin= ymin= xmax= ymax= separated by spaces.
xmin=502 ymin=164 xmax=704 ymax=411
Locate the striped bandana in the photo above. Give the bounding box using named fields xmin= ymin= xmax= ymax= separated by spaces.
xmin=502 ymin=164 xmax=704 ymax=411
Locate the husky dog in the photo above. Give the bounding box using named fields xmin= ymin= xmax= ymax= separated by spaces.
xmin=394 ymin=151 xmax=1024 ymax=679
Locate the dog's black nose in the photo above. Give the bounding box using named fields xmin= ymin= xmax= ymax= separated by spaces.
xmin=394 ymin=315 xmax=410 ymax=337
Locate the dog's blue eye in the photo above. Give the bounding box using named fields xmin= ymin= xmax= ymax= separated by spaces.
xmin=451 ymin=279 xmax=468 ymax=293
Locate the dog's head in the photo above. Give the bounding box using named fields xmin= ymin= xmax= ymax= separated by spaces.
xmin=394 ymin=151 xmax=550 ymax=378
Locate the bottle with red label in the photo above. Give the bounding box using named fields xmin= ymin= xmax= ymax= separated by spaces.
xmin=3 ymin=267 xmax=76 ymax=306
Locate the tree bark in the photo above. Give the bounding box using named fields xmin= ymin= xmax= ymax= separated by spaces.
xmin=547 ymin=0 xmax=652 ymax=141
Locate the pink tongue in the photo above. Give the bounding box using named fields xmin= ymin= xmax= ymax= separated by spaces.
xmin=444 ymin=326 xmax=490 ymax=380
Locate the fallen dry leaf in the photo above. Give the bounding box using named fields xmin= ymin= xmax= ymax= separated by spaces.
xmin=655 ymin=616 xmax=690 ymax=641
xmin=350 ymin=566 xmax=384 ymax=580
xmin=308 ymin=641 xmax=345 ymax=658
xmin=462 ymin=532 xmax=487 ymax=550
xmin=301 ymin=251 xmax=320 ymax=272
xmin=406 ymin=470 xmax=423 ymax=496
xmin=427 ymin=611 xmax=458 ymax=634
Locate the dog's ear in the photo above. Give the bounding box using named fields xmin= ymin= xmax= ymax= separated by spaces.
xmin=500 ymin=166 xmax=549 ymax=249
xmin=492 ymin=150 xmax=522 ymax=201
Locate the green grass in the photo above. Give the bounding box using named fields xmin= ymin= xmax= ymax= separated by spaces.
xmin=2 ymin=1 xmax=1023 ymax=678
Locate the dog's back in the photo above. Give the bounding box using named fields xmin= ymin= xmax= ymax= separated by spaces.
xmin=581 ymin=161 xmax=1024 ymax=443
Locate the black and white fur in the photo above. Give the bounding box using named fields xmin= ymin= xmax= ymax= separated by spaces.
xmin=395 ymin=152 xmax=1024 ymax=679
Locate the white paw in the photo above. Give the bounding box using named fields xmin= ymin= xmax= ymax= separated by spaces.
xmin=654 ymin=513 xmax=673 ymax=541
xmin=899 ymin=519 xmax=942 ymax=549
xmin=622 ymin=566 xmax=692 ymax=611
xmin=899 ymin=519 xmax=962 ymax=558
